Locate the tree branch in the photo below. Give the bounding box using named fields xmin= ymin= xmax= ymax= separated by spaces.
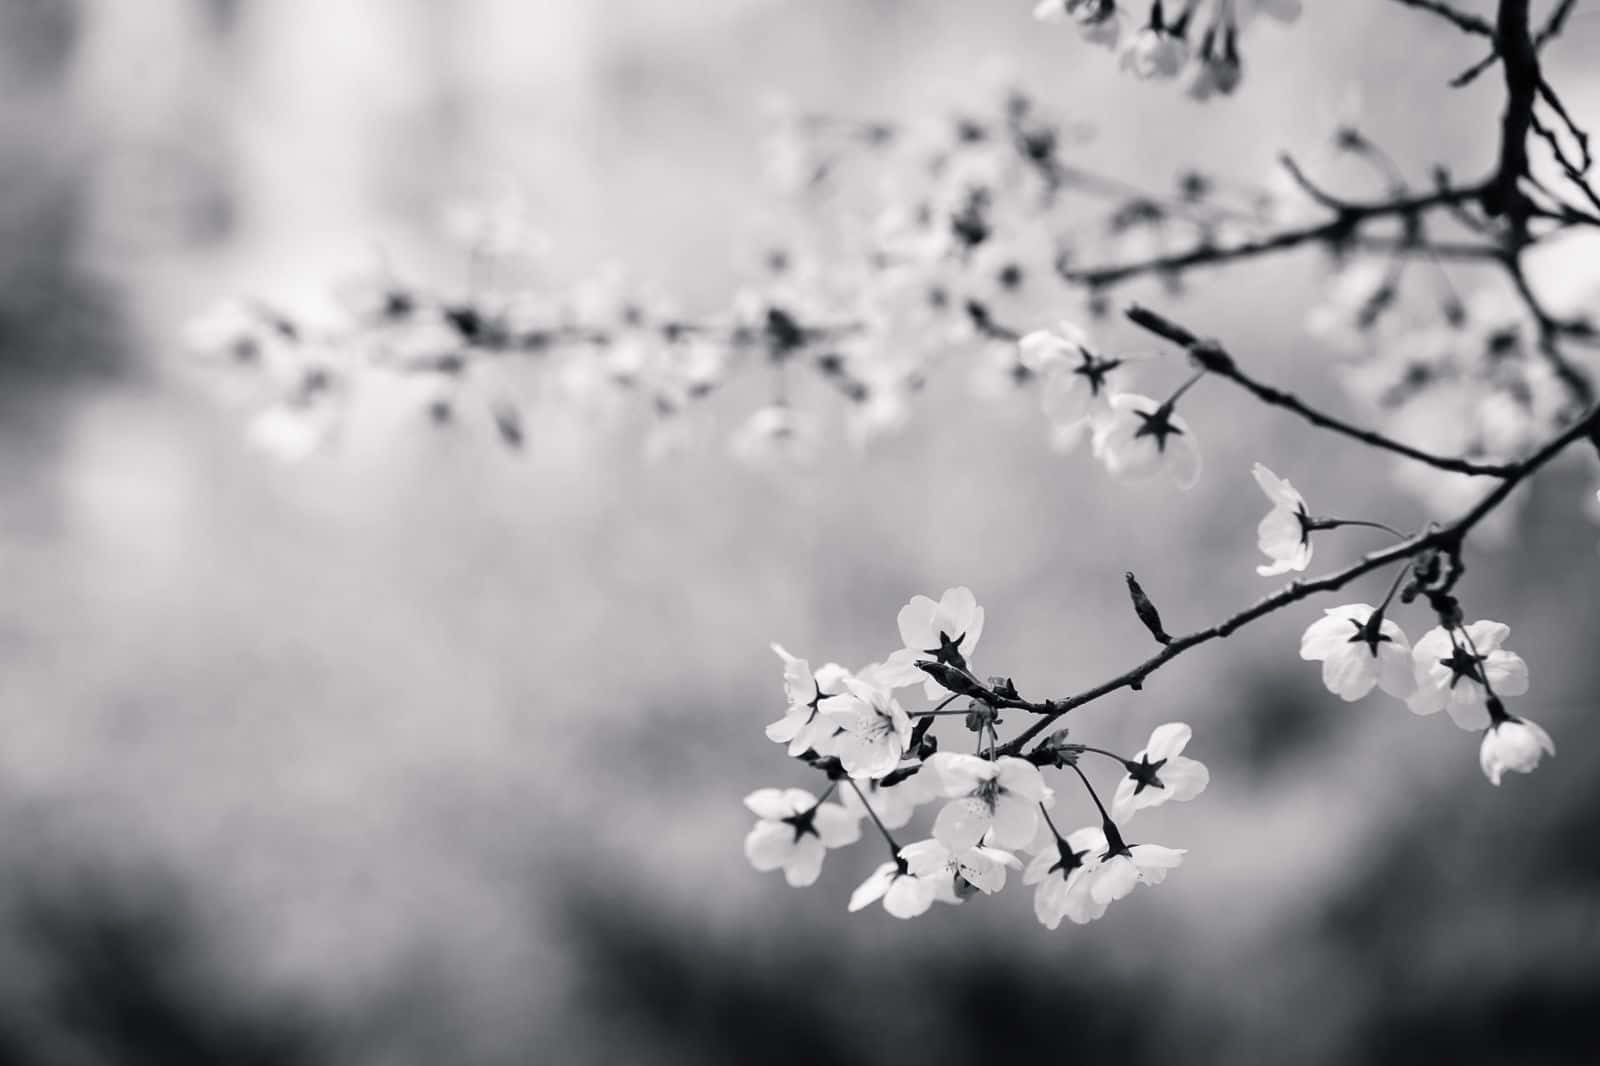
xmin=990 ymin=397 xmax=1600 ymax=756
xmin=1389 ymin=0 xmax=1497 ymax=36
xmin=1123 ymin=304 xmax=1525 ymax=476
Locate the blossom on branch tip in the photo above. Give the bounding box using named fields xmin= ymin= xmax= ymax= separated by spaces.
xmin=1093 ymin=393 xmax=1202 ymax=489
xmin=1479 ymin=715 xmax=1555 ymax=785
xmin=743 ymin=788 xmax=861 ymax=887
xmin=1110 ymin=723 xmax=1210 ymax=823
xmin=849 ymin=861 xmax=937 ymax=919
xmin=1252 ymin=463 xmax=1313 ymax=575
xmin=926 ymin=752 xmax=1053 ymax=850
xmin=1407 ymin=622 xmax=1529 ymax=730
xmin=1299 ymin=604 xmax=1415 ymax=702
xmin=823 ymin=677 xmax=914 ymax=778
xmin=1023 ymin=826 xmax=1108 ymax=927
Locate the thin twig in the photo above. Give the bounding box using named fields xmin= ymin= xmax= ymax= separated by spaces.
xmin=1124 ymin=304 xmax=1524 ymax=477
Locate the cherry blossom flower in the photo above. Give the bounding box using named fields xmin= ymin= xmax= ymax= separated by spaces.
xmin=1019 ymin=324 xmax=1124 ymax=438
xmin=1110 ymin=723 xmax=1210 ymax=823
xmin=765 ymin=645 xmax=848 ymax=757
xmin=1252 ymin=463 xmax=1313 ymax=576
xmin=886 ymin=586 xmax=987 ymax=699
xmin=1086 ymin=838 xmax=1185 ymax=905
xmin=926 ymin=752 xmax=1053 ymax=850
xmin=900 ymin=838 xmax=1022 ymax=901
xmin=1120 ymin=24 xmax=1189 ymax=81
xmin=743 ymin=788 xmax=861 ymax=887
xmin=1299 ymin=604 xmax=1416 ymax=702
xmin=1023 ymin=826 xmax=1108 ymax=928
xmin=840 ymin=767 xmax=936 ymax=830
xmin=1479 ymin=715 xmax=1556 ymax=785
xmin=1407 ymin=622 xmax=1530 ymax=729
xmin=823 ymin=677 xmax=914 ymax=778
xmin=849 ymin=861 xmax=937 ymax=919
xmin=1093 ymin=393 xmax=1202 ymax=489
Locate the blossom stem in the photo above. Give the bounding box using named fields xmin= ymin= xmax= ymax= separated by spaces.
xmin=1163 ymin=368 xmax=1209 ymax=410
xmin=1126 ymin=305 xmax=1525 ymax=478
xmin=1311 ymin=517 xmax=1409 ymax=539
xmin=1375 ymin=562 xmax=1412 ymax=615
xmin=1038 ymin=802 xmax=1067 ymax=843
xmin=1073 ymin=744 xmax=1132 ymax=765
xmin=1453 ymin=624 xmax=1500 ymax=701
xmin=846 ymin=777 xmax=902 ymax=857
xmin=1069 ymin=763 xmax=1115 ymax=828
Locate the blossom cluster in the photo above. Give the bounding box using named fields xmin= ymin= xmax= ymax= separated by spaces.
xmin=748 ymin=454 xmax=1568 ymax=920
xmin=1252 ymin=466 xmax=1556 ymax=784
xmin=182 ymin=74 xmax=1297 ymax=470
xmin=749 ymin=586 xmax=1210 ymax=923
xmin=1033 ymin=0 xmax=1303 ymax=99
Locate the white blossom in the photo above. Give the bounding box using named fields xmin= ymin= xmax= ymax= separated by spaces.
xmin=900 ymin=837 xmax=1022 ymax=901
xmin=1299 ymin=603 xmax=1416 ymax=702
xmin=885 ymin=586 xmax=987 ymax=700
xmin=1019 ymin=323 xmax=1123 ymax=440
xmin=849 ymin=861 xmax=937 ymax=919
xmin=1110 ymin=723 xmax=1210 ymax=823
xmin=823 ymin=677 xmax=914 ymax=778
xmin=1022 ymin=826 xmax=1108 ymax=928
xmin=765 ymin=644 xmax=848 ymax=757
xmin=1120 ymin=26 xmax=1189 ymax=81
xmin=743 ymin=788 xmax=861 ymax=887
xmin=1407 ymin=622 xmax=1530 ymax=729
xmin=926 ymin=752 xmax=1052 ymax=850
xmin=1093 ymin=393 xmax=1202 ymax=489
xmin=1252 ymin=463 xmax=1313 ymax=576
xmin=1086 ymin=840 xmax=1185 ymax=905
xmin=1479 ymin=716 xmax=1556 ymax=785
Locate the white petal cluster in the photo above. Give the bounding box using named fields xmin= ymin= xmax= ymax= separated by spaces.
xmin=1110 ymin=723 xmax=1210 ymax=823
xmin=751 ymin=588 xmax=1208 ymax=924
xmin=1480 ymin=717 xmax=1555 ymax=785
xmin=1018 ymin=322 xmax=1124 ymax=453
xmin=1406 ymin=621 xmax=1529 ymax=730
xmin=1299 ymin=604 xmax=1416 ymax=702
xmin=743 ymin=788 xmax=861 ymax=887
xmin=1251 ymin=463 xmax=1313 ymax=576
xmin=1299 ymin=607 xmax=1553 ymax=785
xmin=926 ymin=753 xmax=1053 ymax=850
xmin=1092 ymin=393 xmax=1202 ymax=489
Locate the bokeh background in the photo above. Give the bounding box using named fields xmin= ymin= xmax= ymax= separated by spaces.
xmin=3 ymin=0 xmax=1600 ymax=1062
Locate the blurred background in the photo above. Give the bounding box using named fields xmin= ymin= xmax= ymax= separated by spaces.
xmin=2 ymin=0 xmax=1600 ymax=1062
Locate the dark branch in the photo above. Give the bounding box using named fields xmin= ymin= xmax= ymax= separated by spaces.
xmin=1123 ymin=304 xmax=1524 ymax=477
xmin=992 ymin=397 xmax=1600 ymax=756
xmin=1389 ymin=0 xmax=1497 ymax=36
